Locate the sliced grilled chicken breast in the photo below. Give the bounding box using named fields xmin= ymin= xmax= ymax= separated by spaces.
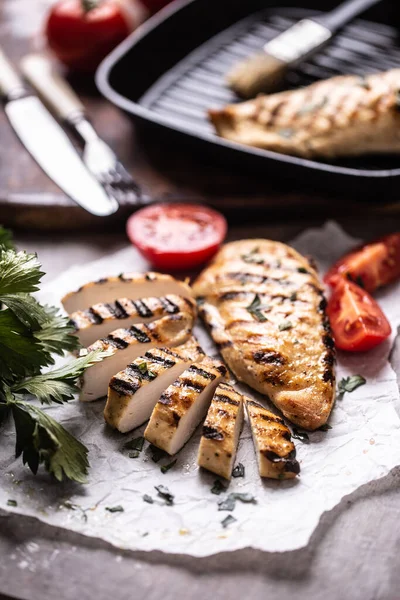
xmin=80 ymin=309 xmax=195 ymax=402
xmin=193 ymin=239 xmax=335 ymax=430
xmin=197 ymin=382 xmax=244 ymax=480
xmin=62 ymin=272 xmax=193 ymax=314
xmin=245 ymin=398 xmax=300 ymax=479
xmin=104 ymin=337 xmax=205 ymax=432
xmin=210 ymin=69 xmax=400 ymax=159
xmin=144 ymin=357 xmax=227 ymax=455
xmin=70 ymin=294 xmax=195 ymax=348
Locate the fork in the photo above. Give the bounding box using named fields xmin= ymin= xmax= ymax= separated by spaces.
xmin=21 ymin=54 xmax=144 ymax=207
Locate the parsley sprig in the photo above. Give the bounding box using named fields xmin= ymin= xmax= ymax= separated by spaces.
xmin=0 ymin=227 xmax=109 ymax=483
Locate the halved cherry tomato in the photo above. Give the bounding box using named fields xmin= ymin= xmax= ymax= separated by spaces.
xmin=126 ymin=203 xmax=227 ymax=270
xmin=327 ymin=276 xmax=391 ymax=352
xmin=324 ymin=233 xmax=400 ymax=293
xmin=45 ymin=0 xmax=133 ymax=73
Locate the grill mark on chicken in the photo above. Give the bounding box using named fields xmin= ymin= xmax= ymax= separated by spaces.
xmin=144 ymin=351 xmax=176 ymax=367
xmin=188 ymin=365 xmax=217 ymax=381
xmin=109 ymin=378 xmax=140 ymax=396
xmin=113 ymin=300 xmax=129 ymax=319
xmin=129 ymin=325 xmax=151 ymax=344
xmin=125 ymin=364 xmax=156 ymax=381
xmin=105 ymin=334 xmax=129 ymax=349
xmin=226 ymin=272 xmax=291 ymax=286
xmin=253 ymin=350 xmax=285 ymax=365
xmin=162 ymin=347 xmax=187 ymax=359
xmin=88 ymin=307 xmax=103 ymax=324
xmin=202 ymin=425 xmax=224 ymax=440
xmin=159 ymin=296 xmax=180 ymax=314
xmin=179 ymin=378 xmax=206 ymax=393
xmin=213 ymin=393 xmax=240 ymax=407
xmin=132 ymin=299 xmax=154 ymax=318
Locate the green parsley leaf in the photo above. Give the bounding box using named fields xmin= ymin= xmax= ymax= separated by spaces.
xmin=7 ymin=499 xmax=17 ymax=507
xmin=105 ymin=505 xmax=124 ymax=513
xmin=221 ymin=515 xmax=236 ymax=529
xmin=10 ymin=399 xmax=89 ymax=483
xmin=291 ymin=428 xmax=310 ymax=443
xmin=150 ymin=444 xmax=168 ymax=463
xmin=137 ymin=362 xmax=157 ymax=380
xmin=143 ymin=494 xmax=153 ymax=504
xmin=211 ymin=480 xmax=226 ymax=495
xmin=246 ymin=294 xmax=270 ymax=322
xmin=0 ymin=250 xmax=44 ymax=294
xmin=279 ymin=321 xmax=293 ymax=331
xmin=290 ymin=292 xmax=297 ymax=301
xmin=232 ymin=463 xmax=245 ymax=478
xmin=123 ymin=436 xmax=145 ymax=452
xmin=161 ymin=459 xmax=177 ymax=474
xmin=12 ymin=350 xmax=110 ymax=405
xmin=297 ymin=267 xmax=309 ymax=274
xmin=218 ymin=495 xmax=236 ymax=512
xmin=34 ymin=306 xmax=80 ymax=356
xmin=155 ymin=485 xmax=174 ymax=505
xmin=338 ymin=375 xmax=366 ymax=397
xmin=0 ymin=226 xmax=15 ymax=252
xmin=0 ymin=294 xmax=50 ymax=331
xmin=129 ymin=450 xmax=140 ymax=458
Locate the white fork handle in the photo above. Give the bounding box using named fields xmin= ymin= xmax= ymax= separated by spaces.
xmin=21 ymin=54 xmax=85 ymax=122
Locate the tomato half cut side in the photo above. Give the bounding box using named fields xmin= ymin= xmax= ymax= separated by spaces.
xmin=327 ymin=277 xmax=391 ymax=352
xmin=126 ymin=203 xmax=227 ymax=271
xmin=324 ymin=233 xmax=400 ymax=292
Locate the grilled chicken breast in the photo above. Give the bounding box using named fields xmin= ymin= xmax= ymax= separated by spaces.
xmin=209 ymin=69 xmax=400 ymax=159
xmin=144 ymin=357 xmax=227 ymax=455
xmin=197 ymin=382 xmax=244 ymax=480
xmin=104 ymin=337 xmax=205 ymax=433
xmin=245 ymin=398 xmax=300 ymax=479
xmin=193 ymin=239 xmax=335 ymax=430
xmin=80 ymin=309 xmax=196 ymax=402
xmin=70 ymin=294 xmax=195 ymax=348
xmin=62 ymin=272 xmax=192 ymax=314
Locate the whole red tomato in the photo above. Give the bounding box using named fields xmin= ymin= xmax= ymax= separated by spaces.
xmin=45 ymin=0 xmax=134 ymax=73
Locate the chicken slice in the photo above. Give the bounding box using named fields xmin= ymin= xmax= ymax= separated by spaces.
xmin=197 ymin=382 xmax=244 ymax=480
xmin=70 ymin=294 xmax=195 ymax=347
xmin=144 ymin=357 xmax=227 ymax=455
xmin=80 ymin=309 xmax=195 ymax=402
xmin=62 ymin=272 xmax=192 ymax=314
xmin=245 ymin=398 xmax=300 ymax=479
xmin=104 ymin=337 xmax=205 ymax=432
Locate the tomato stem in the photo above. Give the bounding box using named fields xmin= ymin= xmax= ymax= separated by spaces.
xmin=81 ymin=0 xmax=99 ymax=13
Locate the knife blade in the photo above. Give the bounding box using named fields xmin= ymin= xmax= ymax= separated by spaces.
xmin=0 ymin=49 xmax=118 ymax=217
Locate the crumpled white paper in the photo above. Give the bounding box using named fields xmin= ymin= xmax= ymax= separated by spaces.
xmin=1 ymin=221 xmax=400 ymax=556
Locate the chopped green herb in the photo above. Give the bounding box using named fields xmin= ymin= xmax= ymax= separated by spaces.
xmin=241 ymin=247 xmax=264 ymax=265
xmin=297 ymin=267 xmax=309 ymax=274
xmin=105 ymin=505 xmax=124 ymax=513
xmin=7 ymin=499 xmax=17 ymax=507
xmin=143 ymin=494 xmax=154 ymax=504
xmin=161 ymin=459 xmax=177 ymax=474
xmin=246 ymin=294 xmax=270 ymax=322
xmin=150 ymin=445 xmax=168 ymax=463
xmin=155 ymin=485 xmax=174 ymax=506
xmin=211 ymin=480 xmax=226 ymax=495
xmin=129 ymin=450 xmax=140 ymax=459
xmin=218 ymin=495 xmax=236 ymax=512
xmin=138 ymin=362 xmax=157 ymax=380
xmin=318 ymin=423 xmax=332 ymax=432
xmin=292 ymin=427 xmax=310 ymax=443
xmin=232 ymin=463 xmax=245 ymax=478
xmin=221 ymin=515 xmax=237 ymax=529
xmin=290 ymin=292 xmax=297 ymax=301
xmin=123 ymin=436 xmax=145 ymax=452
xmin=338 ymin=375 xmax=366 ymax=397
xmin=278 ymin=128 xmax=295 ymax=139
xmin=279 ymin=321 xmax=293 ymax=332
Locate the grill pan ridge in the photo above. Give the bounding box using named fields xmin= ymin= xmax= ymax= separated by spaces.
xmin=97 ymin=0 xmax=400 ymax=199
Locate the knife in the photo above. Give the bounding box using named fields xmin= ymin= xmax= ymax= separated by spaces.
xmin=0 ymin=49 xmax=119 ymax=217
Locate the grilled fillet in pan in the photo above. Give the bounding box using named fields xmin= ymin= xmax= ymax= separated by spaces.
xmin=104 ymin=337 xmax=205 ymax=433
xmin=197 ymin=382 xmax=244 ymax=480
xmin=80 ymin=309 xmax=196 ymax=402
xmin=209 ymin=69 xmax=400 ymax=159
xmin=62 ymin=272 xmax=192 ymax=314
xmin=245 ymin=398 xmax=300 ymax=479
xmin=193 ymin=239 xmax=335 ymax=430
xmin=144 ymin=357 xmax=227 ymax=455
xmin=70 ymin=294 xmax=195 ymax=347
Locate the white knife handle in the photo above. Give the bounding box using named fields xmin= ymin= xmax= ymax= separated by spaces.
xmin=21 ymin=54 xmax=85 ymax=123
xmin=0 ymin=48 xmax=26 ymax=101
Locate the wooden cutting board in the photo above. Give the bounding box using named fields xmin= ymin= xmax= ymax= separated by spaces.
xmin=1 ymin=0 xmax=400 ymax=231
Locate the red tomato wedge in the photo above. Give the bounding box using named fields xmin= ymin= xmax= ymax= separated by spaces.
xmin=126 ymin=203 xmax=227 ymax=270
xmin=327 ymin=277 xmax=391 ymax=352
xmin=324 ymin=233 xmax=400 ymax=292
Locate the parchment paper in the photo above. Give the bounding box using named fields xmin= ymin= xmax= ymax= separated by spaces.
xmin=1 ymin=222 xmax=400 ymax=556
